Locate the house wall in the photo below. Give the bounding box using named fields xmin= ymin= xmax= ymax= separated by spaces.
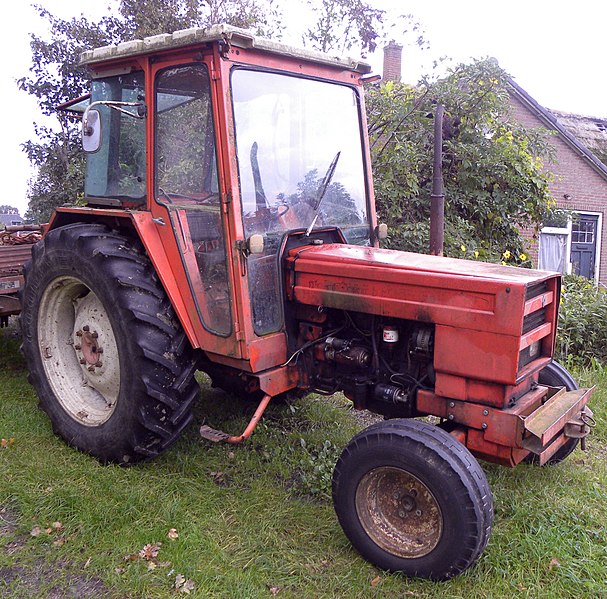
xmin=509 ymin=94 xmax=607 ymax=284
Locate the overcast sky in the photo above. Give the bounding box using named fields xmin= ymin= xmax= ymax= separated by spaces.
xmin=1 ymin=0 xmax=605 ymax=216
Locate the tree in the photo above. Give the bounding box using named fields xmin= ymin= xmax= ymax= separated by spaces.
xmin=0 ymin=206 xmax=21 ymax=215
xmin=304 ymin=0 xmax=385 ymax=55
xmin=303 ymin=0 xmax=425 ymax=57
xmin=367 ymin=58 xmax=558 ymax=263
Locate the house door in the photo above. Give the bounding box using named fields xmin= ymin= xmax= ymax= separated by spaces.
xmin=570 ymin=214 xmax=599 ymax=279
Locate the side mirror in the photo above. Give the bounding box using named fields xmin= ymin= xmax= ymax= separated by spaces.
xmin=82 ymin=108 xmax=101 ymax=153
xmin=375 ymin=223 xmax=388 ymax=241
xmin=247 ymin=233 xmax=265 ymax=255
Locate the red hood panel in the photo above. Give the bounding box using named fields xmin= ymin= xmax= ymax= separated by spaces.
xmin=288 ymin=244 xmax=559 ymax=337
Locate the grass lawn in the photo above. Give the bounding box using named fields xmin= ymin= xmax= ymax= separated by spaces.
xmin=1 ymin=321 xmax=606 ymax=598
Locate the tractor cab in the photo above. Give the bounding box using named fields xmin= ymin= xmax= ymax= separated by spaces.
xmin=65 ymin=25 xmax=377 ymax=369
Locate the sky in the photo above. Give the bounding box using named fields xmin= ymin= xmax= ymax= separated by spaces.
xmin=1 ymin=0 xmax=605 ymax=217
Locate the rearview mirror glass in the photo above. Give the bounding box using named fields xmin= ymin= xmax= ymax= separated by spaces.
xmin=82 ymin=109 xmax=101 ymax=153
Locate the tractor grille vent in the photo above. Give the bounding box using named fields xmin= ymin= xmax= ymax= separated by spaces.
xmin=518 ymin=345 xmax=536 ymax=371
xmin=518 ymin=281 xmax=553 ymax=373
xmin=525 ymin=281 xmax=548 ymax=301
xmin=522 ymin=308 xmax=547 ymax=335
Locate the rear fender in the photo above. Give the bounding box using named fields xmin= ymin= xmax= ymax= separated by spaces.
xmin=47 ymin=208 xmax=200 ymax=346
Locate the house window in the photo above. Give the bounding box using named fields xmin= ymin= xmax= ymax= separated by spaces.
xmin=538 ymin=229 xmax=568 ymax=274
xmin=571 ymin=219 xmax=595 ymax=244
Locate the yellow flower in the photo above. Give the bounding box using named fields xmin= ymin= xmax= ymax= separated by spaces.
xmin=501 ymin=261 xmax=507 ymax=266
xmin=502 ymin=250 xmax=511 ymax=260
xmin=460 ymin=244 xmax=466 ymax=253
xmin=474 ymin=250 xmax=479 ymax=258
xmin=519 ymin=253 xmax=527 ymax=261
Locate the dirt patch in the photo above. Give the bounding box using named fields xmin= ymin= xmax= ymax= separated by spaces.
xmin=0 ymin=559 xmax=114 ymax=598
xmin=351 ymin=408 xmax=382 ymax=429
xmin=0 ymin=504 xmax=118 ymax=598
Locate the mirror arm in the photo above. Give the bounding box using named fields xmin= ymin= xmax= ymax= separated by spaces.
xmin=82 ymin=100 xmax=146 ymax=133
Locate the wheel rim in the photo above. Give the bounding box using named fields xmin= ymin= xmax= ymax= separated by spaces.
xmin=37 ymin=276 xmax=120 ymax=426
xmin=355 ymin=466 xmax=443 ymax=558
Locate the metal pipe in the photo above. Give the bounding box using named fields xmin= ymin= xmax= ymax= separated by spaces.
xmin=430 ymin=104 xmax=445 ymax=256
xmin=226 ymin=393 xmax=272 ymax=444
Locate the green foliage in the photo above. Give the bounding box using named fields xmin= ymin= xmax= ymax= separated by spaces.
xmin=303 ymin=0 xmax=426 ymax=57
xmin=297 ymin=437 xmax=341 ymax=497
xmin=304 ymin=0 xmax=385 ymax=55
xmin=119 ymin=0 xmax=284 ymax=39
xmin=0 ymin=205 xmax=21 ymax=216
xmin=555 ymin=275 xmax=607 ymax=367
xmin=368 ymin=59 xmax=558 ymax=261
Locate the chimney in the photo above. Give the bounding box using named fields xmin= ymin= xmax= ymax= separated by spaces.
xmin=383 ymin=41 xmax=403 ymax=83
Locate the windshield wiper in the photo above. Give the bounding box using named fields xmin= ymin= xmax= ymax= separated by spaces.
xmin=306 ymin=151 xmax=341 ymax=237
xmin=250 ymin=142 xmax=269 ymax=212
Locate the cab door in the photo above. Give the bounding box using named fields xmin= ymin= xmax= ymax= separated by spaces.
xmin=152 ymin=58 xmax=237 ymax=348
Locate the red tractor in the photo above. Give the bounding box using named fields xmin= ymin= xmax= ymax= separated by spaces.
xmin=20 ymin=25 xmax=593 ymax=580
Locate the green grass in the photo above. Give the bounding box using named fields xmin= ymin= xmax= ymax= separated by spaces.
xmin=1 ymin=323 xmax=606 ymax=598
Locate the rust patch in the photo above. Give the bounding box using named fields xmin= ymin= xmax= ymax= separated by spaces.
xmin=354 ymin=466 xmax=442 ymax=558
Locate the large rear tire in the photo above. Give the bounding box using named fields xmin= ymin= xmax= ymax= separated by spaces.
xmin=20 ymin=223 xmax=198 ymax=464
xmin=332 ymin=419 xmax=493 ymax=580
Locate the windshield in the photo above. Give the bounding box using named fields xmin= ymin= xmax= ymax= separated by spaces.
xmin=85 ymin=72 xmax=146 ymax=201
xmin=232 ymin=69 xmax=370 ymax=336
xmin=232 ymin=69 xmax=370 ymax=244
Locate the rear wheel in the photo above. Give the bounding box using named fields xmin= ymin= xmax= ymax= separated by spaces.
xmin=21 ymin=223 xmax=198 ymax=464
xmin=332 ymin=419 xmax=493 ymax=580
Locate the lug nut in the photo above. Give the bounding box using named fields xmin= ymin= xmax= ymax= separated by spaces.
xmin=76 ymin=331 xmax=83 ymax=337
xmin=87 ymin=366 xmax=95 ymax=372
xmin=97 ymin=348 xmax=103 ymax=354
xmin=91 ymin=332 xmax=98 ymax=339
xmin=74 ymin=344 xmax=81 ymax=350
xmin=80 ymin=358 xmax=86 ymax=365
xmin=95 ymin=361 xmax=103 ymax=368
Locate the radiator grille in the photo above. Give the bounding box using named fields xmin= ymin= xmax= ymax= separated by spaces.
xmin=519 ymin=281 xmax=553 ymax=372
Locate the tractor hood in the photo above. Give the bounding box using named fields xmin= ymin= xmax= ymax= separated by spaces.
xmin=286 ymin=243 xmax=560 ymax=338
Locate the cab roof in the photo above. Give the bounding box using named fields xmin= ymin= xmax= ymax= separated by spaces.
xmin=79 ymin=23 xmax=372 ymax=74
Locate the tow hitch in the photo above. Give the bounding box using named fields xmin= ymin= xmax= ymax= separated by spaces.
xmin=522 ymin=387 xmax=594 ymax=464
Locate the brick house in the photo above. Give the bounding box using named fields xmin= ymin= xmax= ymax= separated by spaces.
xmin=382 ymin=45 xmax=607 ymax=284
xmin=508 ymin=79 xmax=607 ymax=284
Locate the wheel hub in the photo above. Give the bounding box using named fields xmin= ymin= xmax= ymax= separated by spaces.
xmin=74 ymin=326 xmax=104 ymax=371
xmin=355 ymin=466 xmax=443 ymax=558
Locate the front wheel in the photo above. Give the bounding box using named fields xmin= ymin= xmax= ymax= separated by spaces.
xmin=332 ymin=419 xmax=493 ymax=580
xmin=20 ymin=223 xmax=199 ymax=464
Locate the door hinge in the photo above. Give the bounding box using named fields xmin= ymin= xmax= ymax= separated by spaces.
xmin=233 ymin=320 xmax=245 ymax=342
